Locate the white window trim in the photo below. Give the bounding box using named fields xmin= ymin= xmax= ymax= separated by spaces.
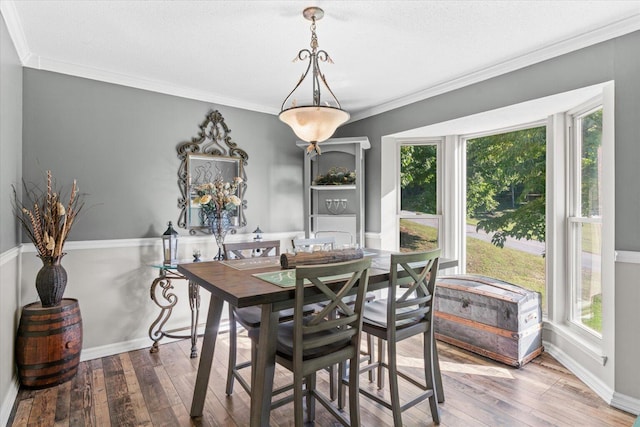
xmin=546 ymin=84 xmax=615 ymax=372
xmin=563 ymin=96 xmax=613 ymax=346
xmin=380 ymin=136 xmax=459 ymax=269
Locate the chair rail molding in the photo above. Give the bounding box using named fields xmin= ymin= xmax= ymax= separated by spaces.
xmin=615 ymin=250 xmax=640 ymax=264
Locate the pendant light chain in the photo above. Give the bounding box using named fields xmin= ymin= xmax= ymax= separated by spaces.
xmin=310 ymin=16 xmax=321 ymax=107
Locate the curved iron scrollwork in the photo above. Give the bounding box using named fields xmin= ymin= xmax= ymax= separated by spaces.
xmin=177 ymin=110 xmax=249 ymax=234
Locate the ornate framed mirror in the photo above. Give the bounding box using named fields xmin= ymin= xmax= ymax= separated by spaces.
xmin=177 ymin=110 xmax=248 ymax=235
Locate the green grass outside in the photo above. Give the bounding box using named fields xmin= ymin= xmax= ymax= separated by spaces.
xmin=582 ymin=293 xmax=602 ymax=332
xmin=400 ymin=219 xmax=603 ymax=330
xmin=401 ymin=219 xmax=546 ymax=311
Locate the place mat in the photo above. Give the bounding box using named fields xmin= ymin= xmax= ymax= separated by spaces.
xmin=252 ymin=270 xmax=353 ymax=288
xmin=220 ymin=257 xmax=280 ymax=270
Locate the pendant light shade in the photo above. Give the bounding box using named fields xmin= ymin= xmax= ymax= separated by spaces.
xmin=279 ymin=7 xmax=349 ymax=153
xmin=279 ymin=106 xmax=350 ymax=144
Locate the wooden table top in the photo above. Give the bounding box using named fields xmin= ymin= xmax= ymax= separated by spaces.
xmin=177 ymin=249 xmax=457 ymax=309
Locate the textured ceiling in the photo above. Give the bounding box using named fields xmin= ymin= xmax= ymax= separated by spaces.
xmin=3 ymin=1 xmax=640 ymax=120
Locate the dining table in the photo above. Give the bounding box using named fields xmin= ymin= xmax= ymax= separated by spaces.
xmin=177 ymin=248 xmax=457 ymax=427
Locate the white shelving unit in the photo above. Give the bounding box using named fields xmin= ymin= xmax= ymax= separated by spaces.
xmin=296 ymin=136 xmax=371 ymax=245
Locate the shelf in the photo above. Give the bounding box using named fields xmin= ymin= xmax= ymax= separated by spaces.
xmin=310 ymin=185 xmax=356 ymax=191
xmin=299 ymin=136 xmax=370 ymax=246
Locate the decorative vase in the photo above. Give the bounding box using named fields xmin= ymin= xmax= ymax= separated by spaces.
xmin=35 ymin=254 xmax=67 ymax=307
xmin=208 ymin=210 xmax=232 ymax=260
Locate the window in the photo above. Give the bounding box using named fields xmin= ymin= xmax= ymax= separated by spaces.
xmin=464 ymin=125 xmax=547 ymax=313
xmin=398 ymin=142 xmax=442 ymax=252
xmin=380 ymin=83 xmax=614 ymax=399
xmin=568 ymin=106 xmax=603 ymax=336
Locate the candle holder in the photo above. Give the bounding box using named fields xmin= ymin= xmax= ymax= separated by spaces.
xmin=326 ymin=198 xmax=348 ymax=215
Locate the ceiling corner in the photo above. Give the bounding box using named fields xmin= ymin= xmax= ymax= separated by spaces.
xmin=1 ymin=0 xmax=32 ymax=65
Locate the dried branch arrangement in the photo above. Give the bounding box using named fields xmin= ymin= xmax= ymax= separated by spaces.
xmin=13 ymin=171 xmax=85 ymax=258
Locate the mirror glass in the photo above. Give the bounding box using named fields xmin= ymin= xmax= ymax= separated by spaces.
xmin=186 ymin=154 xmax=245 ymax=232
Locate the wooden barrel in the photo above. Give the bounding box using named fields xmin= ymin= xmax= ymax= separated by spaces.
xmin=16 ymin=298 xmax=83 ymax=389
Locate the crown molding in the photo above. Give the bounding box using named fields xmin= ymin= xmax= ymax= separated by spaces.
xmin=3 ymin=0 xmax=639 ymax=120
xmin=24 ymin=55 xmax=279 ymax=115
xmin=350 ymin=13 xmax=640 ymax=122
xmin=0 ymin=0 xmax=32 ymax=64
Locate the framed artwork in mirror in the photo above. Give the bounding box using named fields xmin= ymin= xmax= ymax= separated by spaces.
xmin=176 ymin=110 xmax=249 ymax=235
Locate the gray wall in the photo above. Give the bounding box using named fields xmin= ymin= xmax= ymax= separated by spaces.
xmin=0 ymin=12 xmax=22 ymax=252
xmin=22 ymin=70 xmax=303 ymax=240
xmin=0 ymin=11 xmax=22 ymax=426
xmin=338 ymin=29 xmax=640 ymax=405
xmin=339 ymin=31 xmax=640 ymax=252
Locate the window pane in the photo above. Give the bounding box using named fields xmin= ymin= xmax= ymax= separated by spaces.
xmin=580 ymin=110 xmax=602 ymax=217
xmin=400 ymin=145 xmax=437 ymax=214
xmin=574 ymin=222 xmax=602 ymax=333
xmin=399 ymin=217 xmax=439 ymax=252
xmin=465 ymin=127 xmax=547 ymax=314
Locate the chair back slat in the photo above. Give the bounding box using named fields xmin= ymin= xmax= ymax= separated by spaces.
xmin=388 ymin=250 xmax=440 ymax=328
xmin=292 ymin=237 xmax=336 ymax=251
xmin=223 ymin=240 xmax=280 ymax=259
xmin=302 ymin=328 xmax=358 ymax=351
xmin=294 ymin=258 xmax=371 ymax=356
xmin=396 ymin=294 xmax=432 ymax=309
xmin=314 ymin=231 xmax=353 ymax=247
xmin=396 ymin=306 xmax=430 ymax=322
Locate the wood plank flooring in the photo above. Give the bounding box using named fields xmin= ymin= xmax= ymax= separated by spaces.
xmin=8 ymin=332 xmax=636 ymax=426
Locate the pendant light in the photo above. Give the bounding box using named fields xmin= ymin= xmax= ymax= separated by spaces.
xmin=279 ymin=7 xmax=349 ymax=155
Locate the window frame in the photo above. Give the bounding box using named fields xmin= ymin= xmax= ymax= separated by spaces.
xmin=566 ymin=100 xmax=606 ymax=341
xmin=397 ymin=139 xmax=444 ymax=252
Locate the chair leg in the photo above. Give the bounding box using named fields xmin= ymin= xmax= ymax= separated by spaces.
xmin=377 ymin=338 xmax=385 ymax=390
xmin=294 ymin=370 xmax=305 ymax=426
xmin=433 ymin=339 xmax=445 ymax=403
xmin=367 ymin=333 xmax=375 ymax=382
xmin=250 ymin=340 xmax=257 ymax=390
xmin=305 ymin=373 xmax=316 ymax=423
xmin=337 ymin=361 xmax=346 ymax=410
xmin=348 ymin=355 xmax=361 ymax=427
xmin=387 ymin=339 xmax=403 ymax=427
xmin=225 ymin=306 xmax=238 ymax=396
xmin=328 ymin=364 xmax=336 ymax=401
xmin=424 ymin=331 xmax=441 ymax=424
xmin=328 ymin=309 xmax=338 ymax=400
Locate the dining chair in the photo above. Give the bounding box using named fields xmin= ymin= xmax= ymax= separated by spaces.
xmin=223 ymin=239 xmax=280 ymax=259
xmin=222 ymin=240 xmax=291 ymax=396
xmin=341 ymin=249 xmax=442 ymax=426
xmin=250 ymin=258 xmax=372 ymax=426
xmin=291 ymin=236 xmax=376 ymax=400
xmin=314 ymin=230 xmax=354 ymax=247
xmin=291 ymin=236 xmax=336 ymax=252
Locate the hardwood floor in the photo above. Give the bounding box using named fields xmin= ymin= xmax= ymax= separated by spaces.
xmin=8 ymin=332 xmax=636 ymax=426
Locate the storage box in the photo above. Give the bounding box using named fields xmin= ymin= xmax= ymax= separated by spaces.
xmin=434 ymin=275 xmax=543 ymax=367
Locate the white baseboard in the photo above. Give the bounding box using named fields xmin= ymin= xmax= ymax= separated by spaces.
xmin=543 ymin=340 xmax=615 ymax=404
xmin=611 ymin=392 xmax=640 ymax=416
xmin=0 ymin=375 xmax=19 ymax=427
xmin=80 ymin=336 xmax=156 ymax=362
xmin=80 ymin=320 xmax=233 ymax=362
xmin=545 ymin=341 xmax=640 ymax=415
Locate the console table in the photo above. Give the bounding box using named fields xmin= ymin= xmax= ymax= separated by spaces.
xmin=148 ymin=262 xmax=201 ymax=358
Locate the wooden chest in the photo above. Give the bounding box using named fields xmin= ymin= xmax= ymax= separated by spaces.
xmin=434 ymin=275 xmax=543 ymax=367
